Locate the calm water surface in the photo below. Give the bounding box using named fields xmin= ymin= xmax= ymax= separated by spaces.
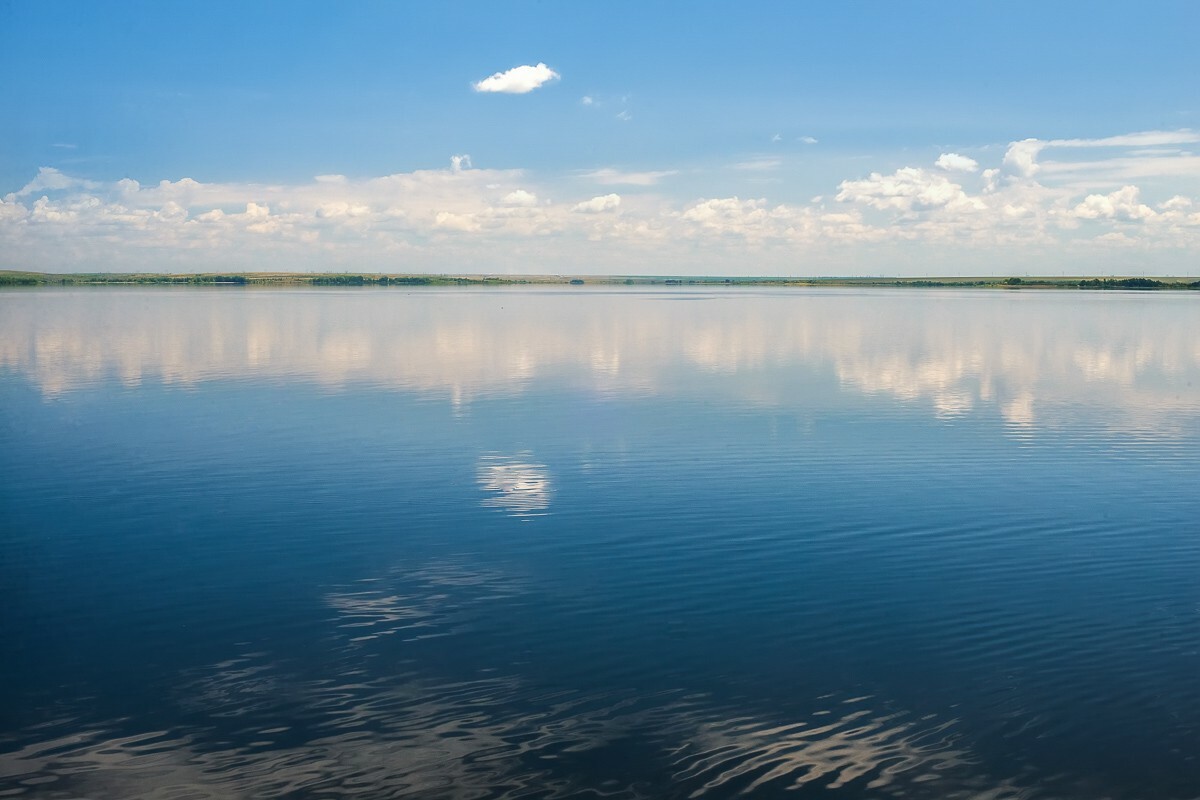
xmin=1 ymin=287 xmax=1198 ymax=798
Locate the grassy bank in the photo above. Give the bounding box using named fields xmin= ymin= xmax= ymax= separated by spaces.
xmin=2 ymin=270 xmax=1198 ymax=290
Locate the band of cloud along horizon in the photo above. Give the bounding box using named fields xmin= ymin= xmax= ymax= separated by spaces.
xmin=2 ymin=129 xmax=1197 ymax=276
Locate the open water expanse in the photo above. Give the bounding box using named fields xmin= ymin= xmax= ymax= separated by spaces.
xmin=1 ymin=286 xmax=1198 ymax=799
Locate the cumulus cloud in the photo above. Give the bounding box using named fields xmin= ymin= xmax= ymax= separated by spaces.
xmin=1003 ymin=139 xmax=1044 ymax=177
xmin=473 ymin=63 xmax=560 ymax=94
xmin=1159 ymin=195 xmax=1192 ymax=211
xmin=572 ymin=194 xmax=621 ymax=213
xmin=935 ymin=153 xmax=979 ymax=172
xmin=4 ymin=128 xmax=1199 ymax=276
xmin=501 ymin=190 xmax=538 ymax=207
xmin=981 ymin=169 xmax=1000 ymax=193
xmin=836 ymin=168 xmax=983 ymax=213
xmin=1072 ymin=185 xmax=1155 ymax=221
xmin=435 ymin=211 xmax=482 ymax=232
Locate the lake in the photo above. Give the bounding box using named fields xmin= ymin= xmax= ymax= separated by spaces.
xmin=1 ymin=286 xmax=1198 ymax=799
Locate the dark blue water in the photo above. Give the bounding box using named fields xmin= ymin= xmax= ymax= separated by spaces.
xmin=2 ymin=287 xmax=1198 ymax=798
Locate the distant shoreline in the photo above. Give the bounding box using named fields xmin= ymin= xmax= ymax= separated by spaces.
xmin=2 ymin=270 xmax=1199 ymax=290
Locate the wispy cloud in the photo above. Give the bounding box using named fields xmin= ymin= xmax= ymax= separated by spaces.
xmin=733 ymin=158 xmax=782 ymax=171
xmin=1047 ymin=130 xmax=1200 ymax=148
xmin=473 ymin=63 xmax=560 ymax=94
xmin=579 ymin=168 xmax=677 ymax=186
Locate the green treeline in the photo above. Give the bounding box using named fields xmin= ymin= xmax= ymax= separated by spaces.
xmin=2 ymin=270 xmax=1199 ymax=290
xmin=1076 ymin=278 xmax=1200 ymax=289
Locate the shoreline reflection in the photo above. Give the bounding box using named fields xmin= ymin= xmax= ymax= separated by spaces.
xmin=2 ymin=288 xmax=1196 ymax=438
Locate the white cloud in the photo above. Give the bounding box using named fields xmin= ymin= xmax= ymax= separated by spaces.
xmin=13 ymin=166 xmax=98 ymax=197
xmin=581 ymin=95 xmax=594 ymax=105
xmin=580 ymin=168 xmax=677 ymax=186
xmin=1003 ymin=139 xmax=1044 ymax=177
xmin=472 ymin=63 xmax=559 ymax=94
xmin=316 ymin=201 xmax=370 ymax=219
xmin=1047 ymin=130 xmax=1200 ymax=148
xmin=733 ymin=158 xmax=781 ymax=171
xmin=1036 ymin=154 xmax=1200 ymax=184
xmin=5 ymin=129 xmax=1199 ymax=276
xmin=771 ymin=133 xmax=782 ymax=143
xmin=572 ymin=194 xmax=621 ymax=213
xmin=799 ymin=136 xmax=818 ymax=145
xmin=616 ymin=110 xmax=632 ymax=122
xmin=981 ymin=169 xmax=1000 ymax=193
xmin=1072 ymin=185 xmax=1155 ymax=221
xmin=0 ymin=197 xmax=28 ymax=221
xmin=935 ymin=153 xmax=979 ymax=172
xmin=435 ymin=211 xmax=482 ymax=232
xmin=997 ymin=130 xmax=1200 ymax=187
xmin=501 ymin=189 xmax=538 ymax=207
xmin=836 ymin=168 xmax=982 ymax=213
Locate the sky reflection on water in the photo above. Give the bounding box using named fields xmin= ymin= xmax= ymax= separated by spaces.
xmin=1 ymin=287 xmax=1198 ymax=799
xmin=1 ymin=287 xmax=1197 ymax=436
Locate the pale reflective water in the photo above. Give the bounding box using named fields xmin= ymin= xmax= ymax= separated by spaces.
xmin=1 ymin=286 xmax=1198 ymax=799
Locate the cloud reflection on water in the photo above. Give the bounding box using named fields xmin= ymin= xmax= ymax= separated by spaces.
xmin=0 ymin=556 xmax=1120 ymax=799
xmin=0 ymin=663 xmax=1012 ymax=800
xmin=477 ymin=454 xmax=553 ymax=517
xmin=1 ymin=288 xmax=1197 ymax=438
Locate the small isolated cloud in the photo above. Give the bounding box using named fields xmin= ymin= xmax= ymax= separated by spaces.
xmin=473 ymin=63 xmax=560 ymax=94
xmin=616 ymin=110 xmax=632 ymax=122
xmin=451 ymin=154 xmax=473 ymax=172
xmin=733 ymin=158 xmax=782 ymax=171
xmin=572 ymin=194 xmax=621 ymax=213
xmin=502 ymin=189 xmax=538 ymax=207
xmin=771 ymin=133 xmax=782 ymax=143
xmin=51 ymin=143 xmax=77 ymax=150
xmin=935 ymin=153 xmax=979 ymax=172
xmin=799 ymin=136 xmax=818 ymax=145
xmin=580 ymin=168 xmax=677 ymax=186
xmin=581 ymin=95 xmax=594 ymax=106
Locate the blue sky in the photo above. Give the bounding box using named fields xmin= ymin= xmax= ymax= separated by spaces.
xmin=2 ymin=1 xmax=1199 ymax=275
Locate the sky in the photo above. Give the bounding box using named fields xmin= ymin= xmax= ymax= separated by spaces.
xmin=2 ymin=0 xmax=1199 ymax=276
